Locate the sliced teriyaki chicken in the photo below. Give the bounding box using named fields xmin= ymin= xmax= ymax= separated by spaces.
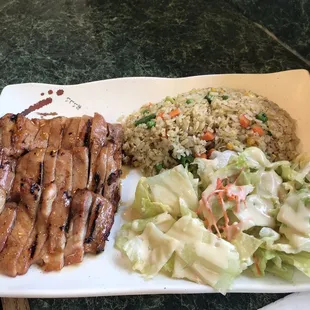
xmin=84 ymin=194 xmax=114 ymax=254
xmin=72 ymin=147 xmax=89 ymax=193
xmin=15 ymin=149 xmax=46 ymax=275
xmin=48 ymin=117 xmax=67 ymax=150
xmin=43 ymin=147 xmax=58 ymax=185
xmin=0 ymin=148 xmax=44 ymax=277
xmin=0 ymin=112 xmax=122 ymax=276
xmin=76 ymin=115 xmax=92 ymax=147
xmin=17 ymin=228 xmax=37 ymax=275
xmin=11 ymin=114 xmax=39 ymax=156
xmin=93 ymin=147 xmax=108 ymax=195
xmin=0 ymin=202 xmax=17 ymax=253
xmin=64 ymin=189 xmax=92 ymax=265
xmin=43 ymin=149 xmax=73 ymax=271
xmin=30 ymin=147 xmax=58 ymax=265
xmin=0 ymin=155 xmax=16 ymax=195
xmin=32 ymin=119 xmax=51 ymax=149
xmin=10 ymin=152 xmax=35 ymax=202
xmin=31 ymin=183 xmax=57 ymax=265
xmin=103 ymin=124 xmax=123 ymax=209
xmin=87 ymin=113 xmax=108 ymax=191
xmin=0 ymin=114 xmax=17 ymax=155
xmin=0 ymin=202 xmax=38 ymax=277
xmin=62 ymin=117 xmax=81 ymax=150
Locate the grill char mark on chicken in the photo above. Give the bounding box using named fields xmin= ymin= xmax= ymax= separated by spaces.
xmin=76 ymin=116 xmax=92 ymax=147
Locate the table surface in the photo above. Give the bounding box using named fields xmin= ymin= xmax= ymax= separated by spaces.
xmin=0 ymin=0 xmax=309 ymax=309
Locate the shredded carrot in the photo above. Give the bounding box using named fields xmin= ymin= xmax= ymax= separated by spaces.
xmin=218 ymin=192 xmax=229 ymax=227
xmin=252 ymin=124 xmax=264 ymax=136
xmin=168 ymin=109 xmax=180 ymax=118
xmin=198 ymin=174 xmax=249 ymax=239
xmin=201 ymin=131 xmax=215 ymax=141
xmin=206 ymin=148 xmax=215 ymax=159
xmin=253 ymin=254 xmax=261 ymax=276
xmin=239 ymin=114 xmax=251 ymax=128
xmin=195 ymin=153 xmax=207 ymax=159
xmin=157 ymin=111 xmax=165 ymax=119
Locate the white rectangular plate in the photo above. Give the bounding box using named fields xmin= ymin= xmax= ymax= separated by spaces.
xmin=0 ymin=70 xmax=309 ymax=297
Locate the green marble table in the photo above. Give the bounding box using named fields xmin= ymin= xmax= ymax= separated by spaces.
xmin=0 ymin=0 xmax=309 ymax=309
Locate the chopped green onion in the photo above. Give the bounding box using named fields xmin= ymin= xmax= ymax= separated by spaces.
xmin=186 ymin=99 xmax=193 ymax=104
xmin=222 ymin=95 xmax=229 ymax=100
xmin=178 ymin=155 xmax=194 ymax=167
xmin=267 ymin=130 xmax=272 ymax=136
xmin=256 ymin=112 xmax=268 ymax=123
xmin=134 ymin=113 xmax=156 ymax=126
xmin=204 ymin=92 xmax=214 ymax=104
xmin=155 ymin=163 xmax=163 ymax=174
xmin=142 ymin=110 xmax=150 ymax=115
xmin=165 ymin=96 xmax=175 ymax=104
xmin=146 ymin=119 xmax=156 ymax=129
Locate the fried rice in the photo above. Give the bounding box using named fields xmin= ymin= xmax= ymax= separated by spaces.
xmin=122 ymin=87 xmax=299 ymax=175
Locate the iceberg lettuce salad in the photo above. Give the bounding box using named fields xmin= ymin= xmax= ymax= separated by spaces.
xmin=115 ymin=147 xmax=310 ymax=293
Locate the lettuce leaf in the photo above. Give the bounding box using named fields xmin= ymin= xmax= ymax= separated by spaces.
xmin=279 ymin=251 xmax=310 ymax=278
xmin=277 ymin=190 xmax=310 ymax=236
xmin=167 ymin=215 xmax=242 ymax=293
xmin=242 ymin=147 xmax=289 ymax=170
xmin=133 ymin=165 xmax=199 ymax=218
xmin=131 ymin=178 xmax=171 ymax=218
xmin=122 ymin=222 xmax=179 ymax=277
xmin=266 ymin=260 xmax=294 ymax=282
xmin=250 ymin=248 xmax=276 ymax=277
xmin=259 ymin=227 xmax=281 ymax=247
xmin=115 ymin=212 xmax=176 ymax=251
xmin=231 ymin=232 xmax=263 ymax=264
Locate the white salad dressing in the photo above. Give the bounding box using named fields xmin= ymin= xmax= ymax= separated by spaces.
xmin=255 ymin=170 xmax=283 ymax=199
xmin=236 ymin=194 xmax=275 ymax=229
xmin=277 ymin=192 xmax=310 ymax=236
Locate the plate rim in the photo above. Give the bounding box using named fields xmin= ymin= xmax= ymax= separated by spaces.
xmin=0 ymin=69 xmax=310 ymax=297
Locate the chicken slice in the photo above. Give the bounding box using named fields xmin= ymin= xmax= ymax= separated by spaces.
xmin=76 ymin=115 xmax=92 ymax=147
xmin=0 ymin=202 xmax=17 ymax=253
xmin=84 ymin=194 xmax=114 ymax=254
xmin=72 ymin=147 xmax=89 ymax=193
xmin=64 ymin=189 xmax=92 ymax=265
xmin=103 ymin=124 xmax=123 ymax=209
xmin=87 ymin=113 xmax=108 ymax=191
xmin=42 ymin=149 xmax=73 ymax=271
xmin=61 ymin=117 xmax=81 ymax=149
xmin=48 ymin=117 xmax=67 ymax=150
